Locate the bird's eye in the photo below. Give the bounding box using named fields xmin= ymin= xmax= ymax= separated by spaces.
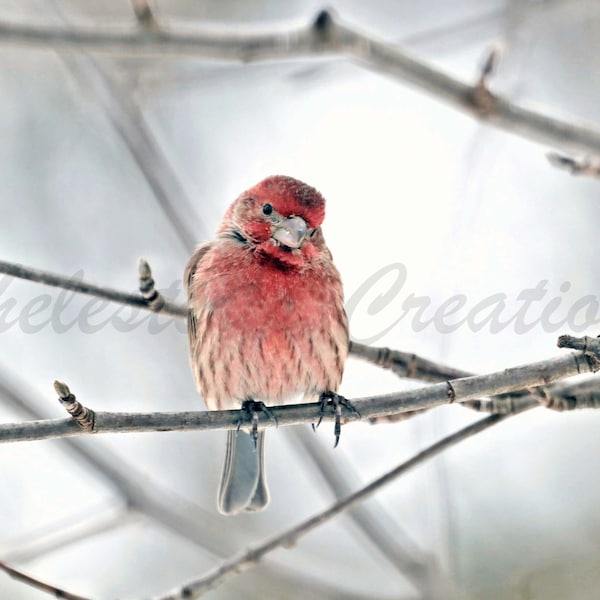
xmin=262 ymin=203 xmax=273 ymax=216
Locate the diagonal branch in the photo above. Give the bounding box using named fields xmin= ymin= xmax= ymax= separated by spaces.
xmin=0 ymin=345 xmax=596 ymax=444
xmin=350 ymin=340 xmax=543 ymax=421
xmin=0 ymin=259 xmax=187 ymax=317
xmin=0 ymin=502 xmax=132 ymax=563
xmin=1 ymin=11 xmax=600 ymax=154
xmin=288 ymin=427 xmax=447 ymax=595
xmin=156 ymin=410 xmax=519 ymax=599
xmin=56 ymin=51 xmax=201 ymax=254
xmin=0 ymin=560 xmax=90 ymax=600
xmin=349 ymin=341 xmax=471 ymax=381
xmin=35 ymin=0 xmax=206 ymax=253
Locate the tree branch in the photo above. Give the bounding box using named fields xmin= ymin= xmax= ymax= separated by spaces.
xmin=1 ymin=345 xmax=597 ymax=444
xmin=287 ymin=427 xmax=447 ymax=595
xmin=0 ymin=560 xmax=90 ymax=600
xmin=0 ymin=11 xmax=599 ymax=154
xmin=547 ymin=152 xmax=600 ymax=178
xmin=1 ymin=502 xmax=132 ymax=563
xmin=352 ymin=339 xmax=600 ymax=416
xmin=0 ymin=259 xmax=187 ymax=317
xmin=348 ymin=341 xmax=471 ymax=381
xmin=156 ymin=410 xmax=518 ymax=599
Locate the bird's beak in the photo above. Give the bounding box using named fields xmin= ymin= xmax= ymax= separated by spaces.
xmin=272 ymin=216 xmax=308 ymax=249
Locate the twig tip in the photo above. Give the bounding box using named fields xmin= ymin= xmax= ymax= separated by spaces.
xmin=480 ymin=43 xmax=503 ymax=78
xmin=131 ymin=0 xmax=159 ymax=30
xmin=138 ymin=257 xmax=151 ymax=279
xmin=313 ymin=8 xmax=335 ymax=32
xmin=54 ymin=380 xmax=71 ymax=399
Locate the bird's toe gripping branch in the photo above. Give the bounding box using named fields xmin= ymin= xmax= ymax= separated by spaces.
xmin=237 ymin=399 xmax=278 ymax=449
xmin=313 ymin=391 xmax=361 ymax=448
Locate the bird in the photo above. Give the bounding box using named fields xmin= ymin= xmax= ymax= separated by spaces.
xmin=185 ymin=175 xmax=349 ymax=515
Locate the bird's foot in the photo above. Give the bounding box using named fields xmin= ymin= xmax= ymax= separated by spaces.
xmin=312 ymin=391 xmax=361 ymax=448
xmin=237 ymin=399 xmax=278 ymax=450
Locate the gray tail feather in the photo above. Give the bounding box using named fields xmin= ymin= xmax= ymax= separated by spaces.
xmin=218 ymin=429 xmax=270 ymax=515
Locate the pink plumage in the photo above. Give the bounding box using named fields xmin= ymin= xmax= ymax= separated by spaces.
xmin=185 ymin=175 xmax=348 ymax=514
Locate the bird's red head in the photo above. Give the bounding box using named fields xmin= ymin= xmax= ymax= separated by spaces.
xmin=219 ymin=175 xmax=328 ymax=268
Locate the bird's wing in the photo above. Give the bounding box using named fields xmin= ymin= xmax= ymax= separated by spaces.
xmin=184 ymin=241 xmax=213 ymax=353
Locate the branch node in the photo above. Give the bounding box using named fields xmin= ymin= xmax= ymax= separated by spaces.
xmin=446 ymin=381 xmax=456 ymax=403
xmin=54 ymin=380 xmax=95 ymax=432
xmin=406 ymin=354 xmax=418 ymax=378
xmin=375 ymin=345 xmax=391 ymax=368
xmin=138 ymin=257 xmax=166 ymax=312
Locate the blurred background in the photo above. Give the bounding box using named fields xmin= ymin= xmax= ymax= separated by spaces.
xmin=1 ymin=0 xmax=600 ymax=598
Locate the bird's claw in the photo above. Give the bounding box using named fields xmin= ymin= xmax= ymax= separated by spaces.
xmin=314 ymin=391 xmax=360 ymax=447
xmin=238 ymin=399 xmax=278 ymax=451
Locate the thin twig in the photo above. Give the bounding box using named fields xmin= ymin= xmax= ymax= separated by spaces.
xmin=547 ymin=152 xmax=600 ymax=177
xmin=471 ymin=45 xmax=500 ymax=116
xmin=36 ymin=0 xmax=206 ymax=253
xmin=138 ymin=258 xmax=166 ymax=312
xmin=288 ymin=428 xmax=446 ymax=595
xmin=0 ymin=259 xmax=188 ymax=317
xmin=538 ymin=377 xmax=600 ymax=411
xmin=57 ymin=55 xmax=201 ymax=255
xmin=1 ymin=11 xmax=600 ymax=154
xmin=1 ymin=345 xmax=597 ymax=444
xmin=0 ymin=560 xmax=90 ymax=600
xmin=351 ymin=340 xmax=541 ymax=422
xmin=1 ymin=502 xmax=132 ymax=563
xmin=156 ymin=410 xmax=518 ymax=599
xmin=349 ymin=341 xmax=471 ymax=381
xmin=461 ymin=376 xmax=600 ymax=413
xmin=55 ymin=380 xmax=95 ymax=431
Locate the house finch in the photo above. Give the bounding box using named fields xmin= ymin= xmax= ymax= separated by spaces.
xmin=185 ymin=175 xmax=349 ymax=515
